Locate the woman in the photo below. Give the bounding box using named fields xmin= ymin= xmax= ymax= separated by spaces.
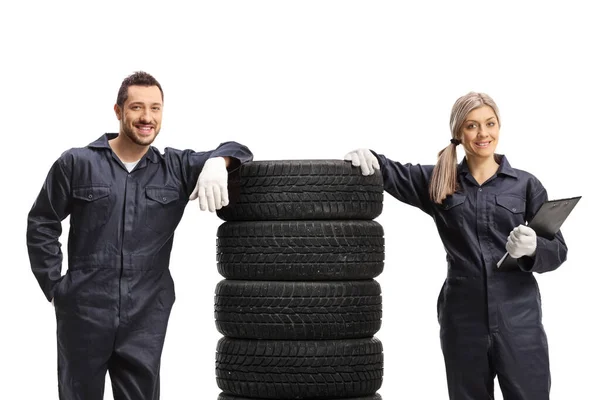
xmin=345 ymin=92 xmax=567 ymax=400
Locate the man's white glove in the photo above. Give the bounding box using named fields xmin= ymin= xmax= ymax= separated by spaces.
xmin=344 ymin=148 xmax=380 ymax=176
xmin=189 ymin=157 xmax=229 ymax=212
xmin=505 ymin=224 xmax=537 ymax=258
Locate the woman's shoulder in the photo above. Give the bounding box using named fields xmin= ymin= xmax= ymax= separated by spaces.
xmin=498 ymin=155 xmax=542 ymax=183
xmin=507 ymin=166 xmax=547 ymax=198
xmin=511 ymin=166 xmax=540 ymax=181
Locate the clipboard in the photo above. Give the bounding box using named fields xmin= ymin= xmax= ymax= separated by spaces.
xmin=497 ymin=196 xmax=582 ymax=269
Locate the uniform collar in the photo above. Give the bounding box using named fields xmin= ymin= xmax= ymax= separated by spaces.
xmin=458 ymin=154 xmax=518 ymax=179
xmin=87 ymin=133 xmax=160 ymax=163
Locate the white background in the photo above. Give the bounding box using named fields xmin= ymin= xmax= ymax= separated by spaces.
xmin=2 ymin=1 xmax=598 ymax=399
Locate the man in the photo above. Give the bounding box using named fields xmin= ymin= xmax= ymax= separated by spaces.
xmin=26 ymin=71 xmax=253 ymax=399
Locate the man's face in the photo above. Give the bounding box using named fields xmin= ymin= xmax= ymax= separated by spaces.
xmin=115 ymin=85 xmax=163 ymax=147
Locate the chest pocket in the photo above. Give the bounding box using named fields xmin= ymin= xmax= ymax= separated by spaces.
xmin=495 ymin=195 xmax=526 ymax=234
xmin=71 ymin=185 xmax=111 ymax=233
xmin=437 ymin=194 xmax=466 ymax=230
xmin=144 ymin=186 xmax=182 ymax=233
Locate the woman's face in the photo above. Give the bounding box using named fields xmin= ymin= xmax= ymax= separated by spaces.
xmin=460 ymin=105 xmax=500 ymax=161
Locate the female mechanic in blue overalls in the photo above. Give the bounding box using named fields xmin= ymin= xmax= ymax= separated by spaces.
xmin=345 ymin=91 xmax=567 ymax=400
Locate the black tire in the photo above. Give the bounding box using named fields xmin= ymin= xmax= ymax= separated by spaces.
xmin=216 ymin=337 xmax=383 ymax=399
xmin=217 ymin=393 xmax=382 ymax=400
xmin=217 ymin=220 xmax=384 ymax=280
xmin=215 ymin=280 xmax=382 ymax=340
xmin=217 ymin=160 xmax=383 ymax=221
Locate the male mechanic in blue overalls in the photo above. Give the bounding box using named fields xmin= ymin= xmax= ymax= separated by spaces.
xmin=27 ymin=71 xmax=253 ymax=400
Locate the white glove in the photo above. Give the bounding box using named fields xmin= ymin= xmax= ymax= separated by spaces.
xmin=189 ymin=157 xmax=229 ymax=212
xmin=505 ymin=225 xmax=537 ymax=258
xmin=344 ymin=148 xmax=380 ymax=176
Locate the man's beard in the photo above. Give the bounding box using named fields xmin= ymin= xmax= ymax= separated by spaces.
xmin=123 ymin=124 xmax=159 ymax=146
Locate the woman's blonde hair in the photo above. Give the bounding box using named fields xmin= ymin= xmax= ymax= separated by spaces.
xmin=429 ymin=92 xmax=501 ymax=204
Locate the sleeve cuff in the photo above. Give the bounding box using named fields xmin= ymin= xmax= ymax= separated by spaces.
xmin=517 ymin=255 xmax=535 ymax=272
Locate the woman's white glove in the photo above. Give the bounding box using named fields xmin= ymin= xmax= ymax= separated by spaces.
xmin=505 ymin=225 xmax=537 ymax=258
xmin=344 ymin=148 xmax=380 ymax=176
xmin=189 ymin=157 xmax=229 ymax=212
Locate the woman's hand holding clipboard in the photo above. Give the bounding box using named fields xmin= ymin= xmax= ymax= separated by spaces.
xmin=497 ymin=196 xmax=582 ymax=269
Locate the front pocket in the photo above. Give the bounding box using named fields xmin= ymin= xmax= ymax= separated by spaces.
xmin=144 ymin=186 xmax=182 ymax=233
xmin=495 ymin=194 xmax=526 ymax=234
xmin=496 ymin=195 xmax=526 ymax=214
xmin=500 ymin=295 xmax=542 ymax=331
xmin=436 ymin=281 xmax=447 ymax=325
xmin=52 ymin=274 xmax=68 ymax=301
xmin=52 ymin=271 xmax=74 ymax=310
xmin=71 ymin=185 xmax=111 ymax=232
xmin=441 ymin=194 xmax=466 ymax=210
xmin=436 ymin=193 xmax=466 ymax=231
xmin=498 ymin=276 xmax=542 ymax=331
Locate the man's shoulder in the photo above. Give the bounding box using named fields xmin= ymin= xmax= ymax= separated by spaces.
xmin=56 ymin=143 xmax=106 ymax=168
xmin=58 ymin=146 xmax=97 ymax=160
xmin=159 ymin=146 xmax=197 ymax=160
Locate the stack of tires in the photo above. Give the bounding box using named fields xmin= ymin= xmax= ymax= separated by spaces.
xmin=214 ymin=160 xmax=385 ymax=400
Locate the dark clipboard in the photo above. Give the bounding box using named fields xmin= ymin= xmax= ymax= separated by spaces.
xmin=497 ymin=196 xmax=582 ymax=269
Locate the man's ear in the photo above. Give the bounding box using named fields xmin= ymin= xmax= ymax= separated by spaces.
xmin=114 ymin=104 xmax=122 ymax=120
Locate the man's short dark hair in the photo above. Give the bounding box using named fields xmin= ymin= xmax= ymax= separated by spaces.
xmin=116 ymin=71 xmax=163 ymax=108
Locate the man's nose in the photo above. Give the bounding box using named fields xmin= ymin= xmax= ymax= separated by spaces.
xmin=140 ymin=109 xmax=151 ymax=122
